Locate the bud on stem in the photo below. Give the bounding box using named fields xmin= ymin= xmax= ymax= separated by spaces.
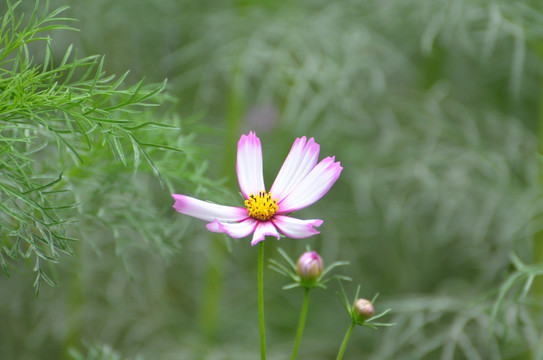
xmin=353 ymin=298 xmax=374 ymax=322
xmin=296 ymin=251 xmax=323 ymax=283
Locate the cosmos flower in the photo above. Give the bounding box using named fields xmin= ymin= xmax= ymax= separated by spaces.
xmin=172 ymin=132 xmax=342 ymax=246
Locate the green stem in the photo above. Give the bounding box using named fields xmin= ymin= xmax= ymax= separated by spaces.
xmin=198 ymin=68 xmax=243 ymax=341
xmin=336 ymin=321 xmax=356 ymax=360
xmin=62 ymin=257 xmax=84 ymax=359
xmin=199 ymin=236 xmax=226 ymax=340
xmin=291 ymin=287 xmax=310 ymax=360
xmin=258 ymin=241 xmax=267 ymax=360
xmin=533 ymin=66 xmax=543 ymax=301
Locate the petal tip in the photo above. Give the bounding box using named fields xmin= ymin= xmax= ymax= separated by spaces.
xmin=250 ymin=233 xmax=279 ymax=246
xmin=239 ymin=131 xmax=260 ymax=144
xmin=206 ymin=219 xmax=221 ymax=232
xmin=171 ymin=194 xmax=185 ymax=211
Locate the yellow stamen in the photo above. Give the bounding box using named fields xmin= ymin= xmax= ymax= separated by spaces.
xmin=245 ymin=191 xmax=278 ymax=221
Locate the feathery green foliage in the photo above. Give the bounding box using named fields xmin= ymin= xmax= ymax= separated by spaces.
xmin=0 ymin=1 xmax=216 ymax=295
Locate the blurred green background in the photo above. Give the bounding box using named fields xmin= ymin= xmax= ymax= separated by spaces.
xmin=2 ymin=0 xmax=543 ymax=359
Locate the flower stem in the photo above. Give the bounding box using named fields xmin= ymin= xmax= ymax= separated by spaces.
xmin=258 ymin=241 xmax=267 ymax=360
xmin=291 ymin=287 xmax=310 ymax=360
xmin=336 ymin=321 xmax=356 ymax=360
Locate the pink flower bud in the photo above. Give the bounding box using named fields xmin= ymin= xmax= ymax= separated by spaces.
xmin=296 ymin=251 xmax=323 ymax=282
xmin=353 ymin=298 xmax=374 ymax=322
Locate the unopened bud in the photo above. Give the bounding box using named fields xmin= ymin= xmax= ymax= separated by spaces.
xmin=296 ymin=251 xmax=323 ymax=282
xmin=353 ymin=298 xmax=374 ymax=322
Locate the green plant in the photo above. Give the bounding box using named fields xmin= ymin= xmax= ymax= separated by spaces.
xmin=0 ymin=1 xmax=216 ymax=294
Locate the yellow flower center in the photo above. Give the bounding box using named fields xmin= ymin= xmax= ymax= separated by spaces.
xmin=245 ymin=191 xmax=278 ymax=221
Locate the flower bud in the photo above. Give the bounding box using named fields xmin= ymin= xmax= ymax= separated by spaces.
xmin=296 ymin=251 xmax=323 ymax=282
xmin=353 ymin=298 xmax=374 ymax=322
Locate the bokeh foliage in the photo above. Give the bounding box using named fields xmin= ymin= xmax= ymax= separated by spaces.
xmin=2 ymin=0 xmax=543 ymax=359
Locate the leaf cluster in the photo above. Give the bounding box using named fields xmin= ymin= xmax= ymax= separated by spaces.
xmin=0 ymin=1 xmax=202 ymax=293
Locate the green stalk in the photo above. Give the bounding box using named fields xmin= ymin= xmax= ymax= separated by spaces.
xmin=62 ymin=258 xmax=84 ymax=359
xmin=533 ymin=58 xmax=543 ymax=299
xmin=335 ymin=321 xmax=356 ymax=360
xmin=199 ymin=236 xmax=226 ymax=340
xmin=198 ymin=68 xmax=244 ymax=340
xmin=291 ymin=287 xmax=310 ymax=360
xmin=258 ymin=241 xmax=267 ymax=360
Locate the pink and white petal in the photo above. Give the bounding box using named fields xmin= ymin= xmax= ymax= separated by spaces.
xmin=273 ymin=215 xmax=323 ymax=238
xmin=236 ymin=132 xmax=266 ymax=199
xmin=251 ymin=221 xmax=281 ymax=246
xmin=172 ymin=194 xmax=248 ymax=222
xmin=207 ymin=218 xmax=258 ymax=238
xmin=277 ymin=156 xmax=342 ymax=213
xmin=270 ymin=136 xmax=320 ymax=201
